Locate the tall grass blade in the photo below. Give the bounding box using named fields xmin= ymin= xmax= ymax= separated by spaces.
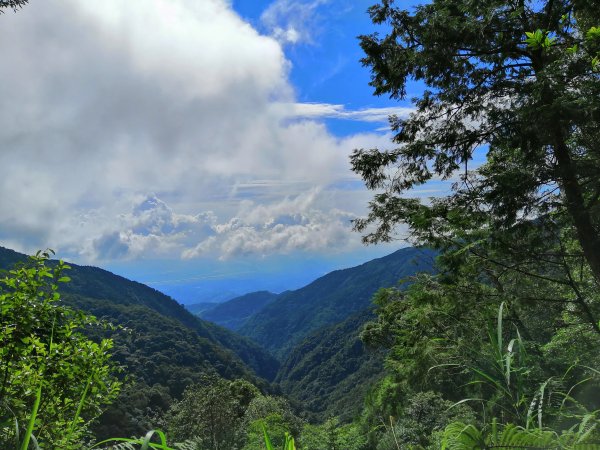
xmin=497 ymin=302 xmax=505 ymax=369
xmin=506 ymin=338 xmax=515 ymax=387
xmin=389 ymin=416 xmax=401 ymax=450
xmin=140 ymin=430 xmax=168 ymax=449
xmin=284 ymin=432 xmax=297 ymax=450
xmin=92 ymin=431 xmax=176 ymax=450
xmin=537 ymin=380 xmax=548 ymax=429
xmin=470 ymin=367 xmax=510 ymax=396
xmin=29 ymin=433 xmax=39 ymax=450
xmin=65 ymin=374 xmax=93 ymax=445
xmin=20 ymin=383 xmax=42 ymax=450
xmin=14 ymin=416 xmax=20 ymax=448
xmin=262 ymin=424 xmax=275 ymax=450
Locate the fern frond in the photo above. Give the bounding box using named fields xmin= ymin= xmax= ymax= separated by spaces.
xmin=442 ymin=422 xmax=485 ymax=449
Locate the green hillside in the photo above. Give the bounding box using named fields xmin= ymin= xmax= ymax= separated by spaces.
xmin=0 ymin=246 xmax=278 ymax=381
xmin=276 ymin=310 xmax=385 ymax=423
xmin=200 ymin=290 xmax=279 ymax=330
xmin=71 ymin=294 xmax=267 ymax=439
xmin=0 ymin=247 xmax=279 ymax=438
xmin=185 ymin=301 xmax=220 ymax=315
xmin=239 ymin=247 xmax=435 ymax=358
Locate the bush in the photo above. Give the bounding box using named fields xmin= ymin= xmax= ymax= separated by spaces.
xmin=0 ymin=251 xmax=121 ymax=448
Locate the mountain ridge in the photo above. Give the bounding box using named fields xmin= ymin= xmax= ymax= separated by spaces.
xmin=0 ymin=246 xmax=279 ymax=381
xmin=238 ymin=246 xmax=436 ymax=358
xmin=198 ymin=290 xmax=279 ymax=330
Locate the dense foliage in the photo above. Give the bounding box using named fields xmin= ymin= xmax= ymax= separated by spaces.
xmin=0 ymin=251 xmax=121 ymax=448
xmin=0 ymin=247 xmax=279 ymax=382
xmin=0 ymin=246 xmax=278 ymax=441
xmin=344 ymin=0 xmax=600 ymax=447
xmin=353 ymin=0 xmax=600 ymax=278
xmin=276 ymin=310 xmax=384 ymax=423
xmin=0 ymin=0 xmax=27 ymax=12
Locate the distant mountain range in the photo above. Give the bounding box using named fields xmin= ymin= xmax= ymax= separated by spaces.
xmin=2 ymin=247 xmax=279 ymax=380
xmin=237 ymin=247 xmax=436 ymax=358
xmin=189 ymin=246 xmax=436 ymax=420
xmin=199 ymin=291 xmax=279 ymax=330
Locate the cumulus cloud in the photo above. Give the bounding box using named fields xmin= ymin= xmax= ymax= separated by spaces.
xmin=183 ymin=188 xmax=356 ymax=260
xmin=90 ymin=195 xmax=217 ymax=260
xmin=82 ymin=190 xmax=357 ymax=262
xmin=88 ymin=195 xmax=217 ymax=260
xmin=0 ymin=0 xmax=395 ymax=262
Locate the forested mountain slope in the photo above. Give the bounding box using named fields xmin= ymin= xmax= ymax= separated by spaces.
xmin=276 ymin=310 xmax=385 ymax=422
xmin=239 ymin=247 xmax=435 ymax=358
xmin=199 ymin=290 xmax=279 ymax=330
xmin=0 ymin=246 xmax=279 ymax=438
xmin=71 ymin=294 xmax=266 ymax=438
xmin=0 ymin=246 xmax=278 ymax=381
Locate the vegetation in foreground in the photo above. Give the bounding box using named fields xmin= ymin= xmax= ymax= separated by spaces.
xmin=0 ymin=251 xmax=121 ymax=449
xmin=1 ymin=250 xmax=598 ymax=448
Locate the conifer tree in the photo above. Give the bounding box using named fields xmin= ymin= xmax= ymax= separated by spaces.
xmin=352 ymin=0 xmax=600 ymax=284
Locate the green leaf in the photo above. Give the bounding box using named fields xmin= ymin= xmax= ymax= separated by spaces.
xmin=586 ymin=26 xmax=600 ymax=41
xmin=262 ymin=424 xmax=275 ymax=450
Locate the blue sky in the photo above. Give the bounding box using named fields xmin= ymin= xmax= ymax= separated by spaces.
xmin=0 ymin=0 xmax=443 ymax=304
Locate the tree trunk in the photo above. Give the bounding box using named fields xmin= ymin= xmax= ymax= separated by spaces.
xmin=552 ymin=129 xmax=600 ymax=287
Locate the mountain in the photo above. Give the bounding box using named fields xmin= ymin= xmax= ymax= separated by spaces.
xmin=199 ymin=290 xmax=279 ymax=330
xmin=71 ymin=294 xmax=264 ymax=438
xmin=185 ymin=301 xmax=220 ymax=315
xmin=276 ymin=310 xmax=385 ymax=422
xmin=238 ymin=247 xmax=436 ymax=358
xmin=0 ymin=247 xmax=279 ymax=381
xmin=0 ymin=245 xmax=436 ymax=431
xmin=0 ymin=246 xmax=279 ymax=437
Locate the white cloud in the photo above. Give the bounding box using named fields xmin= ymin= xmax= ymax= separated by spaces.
xmin=260 ymin=0 xmax=327 ymax=45
xmin=81 ymin=190 xmax=358 ymax=262
xmin=276 ymin=102 xmax=414 ymax=123
xmin=183 ymin=188 xmax=357 ymax=260
xmin=84 ymin=195 xmax=217 ymax=260
xmin=0 ymin=0 xmax=394 ymax=262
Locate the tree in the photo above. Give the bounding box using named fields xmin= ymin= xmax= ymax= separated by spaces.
xmin=359 ymin=270 xmax=600 ymax=446
xmin=0 ymin=1 xmax=28 ymax=12
xmin=167 ymin=374 xmax=260 ymax=450
xmin=300 ymin=417 xmax=367 ymax=450
xmin=352 ymin=0 xmax=600 ymax=285
xmin=0 ymin=251 xmax=121 ymax=448
xmin=240 ymin=395 xmax=304 ymax=450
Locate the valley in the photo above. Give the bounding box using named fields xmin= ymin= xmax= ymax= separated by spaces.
xmin=0 ymin=245 xmax=433 ymax=442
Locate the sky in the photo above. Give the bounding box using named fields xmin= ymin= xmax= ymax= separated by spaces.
xmin=0 ymin=0 xmax=438 ymax=304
